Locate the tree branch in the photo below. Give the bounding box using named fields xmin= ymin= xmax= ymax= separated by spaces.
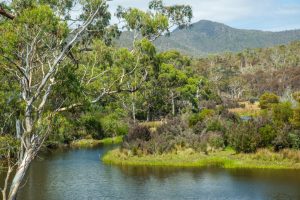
xmin=0 ymin=6 xmax=15 ymax=20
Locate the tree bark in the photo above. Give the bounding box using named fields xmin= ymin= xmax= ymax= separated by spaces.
xmin=132 ymin=101 xmax=136 ymax=124
xmin=147 ymin=109 xmax=150 ymax=122
xmin=8 ymin=149 xmax=35 ymax=200
xmin=171 ymin=91 xmax=175 ymax=116
xmin=0 ymin=7 xmax=15 ymax=20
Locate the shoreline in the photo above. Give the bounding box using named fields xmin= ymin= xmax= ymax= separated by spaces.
xmin=69 ymin=136 xmax=123 ymax=148
xmin=102 ymin=148 xmax=300 ymax=170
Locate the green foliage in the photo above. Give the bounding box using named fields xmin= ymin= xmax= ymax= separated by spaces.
xmin=272 ymin=102 xmax=293 ymax=125
xmin=100 ymin=112 xmax=129 ymax=137
xmin=0 ymin=135 xmax=20 ymax=158
xmin=206 ymin=120 xmax=226 ymax=133
xmin=189 ymin=109 xmax=214 ymax=126
xmin=289 ymin=132 xmax=300 ymax=149
xmin=207 ymin=132 xmax=225 ymax=149
xmin=293 ymin=92 xmax=300 ymax=103
xmin=259 ymin=124 xmax=277 ymax=147
xmin=228 ymin=122 xmax=260 ymax=153
xmin=259 ymin=92 xmax=279 ymax=109
xmin=117 ymin=0 xmax=192 ymax=43
xmin=291 ymin=106 xmax=300 ymax=129
xmin=272 ymin=130 xmax=290 ymax=151
xmin=48 ymin=115 xmax=76 ymax=145
xmin=81 ymin=114 xmax=103 ymax=140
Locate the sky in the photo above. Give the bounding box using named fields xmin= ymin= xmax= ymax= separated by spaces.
xmin=107 ymin=0 xmax=300 ymax=31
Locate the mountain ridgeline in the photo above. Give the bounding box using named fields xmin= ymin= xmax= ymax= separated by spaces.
xmin=117 ymin=20 xmax=300 ymax=56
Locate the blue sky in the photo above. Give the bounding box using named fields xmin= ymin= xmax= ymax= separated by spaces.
xmin=107 ymin=0 xmax=300 ymax=31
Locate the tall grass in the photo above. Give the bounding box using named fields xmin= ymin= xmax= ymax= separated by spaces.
xmin=103 ymin=148 xmax=300 ymax=169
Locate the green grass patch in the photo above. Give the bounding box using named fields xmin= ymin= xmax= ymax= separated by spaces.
xmin=102 ymin=148 xmax=300 ymax=169
xmin=70 ymin=136 xmax=123 ymax=148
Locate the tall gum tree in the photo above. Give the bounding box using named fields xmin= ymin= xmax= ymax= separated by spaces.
xmin=0 ymin=1 xmax=112 ymax=199
xmin=0 ymin=0 xmax=192 ymax=199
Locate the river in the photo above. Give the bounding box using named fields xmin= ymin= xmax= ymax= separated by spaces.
xmin=4 ymin=145 xmax=300 ymax=200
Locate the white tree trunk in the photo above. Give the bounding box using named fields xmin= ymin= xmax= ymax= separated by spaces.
xmin=132 ymin=102 xmax=136 ymax=124
xmin=171 ymin=91 xmax=175 ymax=116
xmin=8 ymin=149 xmax=34 ymax=200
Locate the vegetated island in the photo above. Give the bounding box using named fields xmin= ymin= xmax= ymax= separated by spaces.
xmin=70 ymin=136 xmax=123 ymax=148
xmin=102 ymin=94 xmax=300 ymax=170
xmin=103 ymin=148 xmax=300 ymax=169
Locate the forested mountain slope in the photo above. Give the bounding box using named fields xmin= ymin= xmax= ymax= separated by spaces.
xmin=193 ymin=41 xmax=300 ymax=98
xmin=117 ymin=20 xmax=300 ymax=56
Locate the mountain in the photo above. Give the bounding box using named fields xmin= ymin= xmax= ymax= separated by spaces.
xmin=116 ymin=20 xmax=300 ymax=56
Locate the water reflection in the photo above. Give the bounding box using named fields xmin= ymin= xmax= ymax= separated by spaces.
xmin=0 ymin=146 xmax=299 ymax=200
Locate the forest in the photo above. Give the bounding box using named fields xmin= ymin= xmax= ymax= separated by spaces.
xmin=0 ymin=0 xmax=300 ymax=200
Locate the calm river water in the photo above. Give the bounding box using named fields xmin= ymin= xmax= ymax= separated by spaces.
xmin=7 ymin=145 xmax=300 ymax=200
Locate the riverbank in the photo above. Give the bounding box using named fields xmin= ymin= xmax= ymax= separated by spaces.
xmin=70 ymin=136 xmax=123 ymax=148
xmin=103 ymin=148 xmax=300 ymax=169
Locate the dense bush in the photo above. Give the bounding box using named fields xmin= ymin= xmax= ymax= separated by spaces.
xmin=81 ymin=114 xmax=104 ymax=140
xmin=291 ymin=106 xmax=300 ymax=129
xmin=206 ymin=119 xmax=226 ymax=133
xmin=205 ymin=131 xmax=225 ymax=150
xmin=121 ymin=93 xmax=300 ymax=155
xmin=48 ymin=115 xmax=77 ymax=145
xmin=258 ymin=124 xmax=277 ymax=147
xmin=272 ymin=102 xmax=293 ymax=125
xmin=249 ymin=98 xmax=258 ymax=104
xmin=221 ymin=98 xmax=240 ymax=109
xmin=259 ymin=92 xmax=279 ymax=109
xmin=228 ymin=122 xmax=261 ymax=153
xmin=289 ymin=131 xmax=300 ymax=149
xmin=100 ymin=113 xmax=129 ymax=137
xmin=188 ymin=109 xmax=214 ymax=126
xmin=293 ymin=92 xmax=300 ymax=103
xmin=272 ymin=129 xmax=290 ymax=151
xmin=126 ymin=125 xmax=152 ymax=142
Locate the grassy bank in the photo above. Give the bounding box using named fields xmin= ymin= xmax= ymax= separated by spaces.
xmin=70 ymin=136 xmax=123 ymax=148
xmin=102 ymin=148 xmax=300 ymax=169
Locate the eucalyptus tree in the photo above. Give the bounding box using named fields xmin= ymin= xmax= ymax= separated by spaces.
xmin=0 ymin=0 xmax=193 ymax=199
xmin=114 ymin=0 xmax=192 ymax=121
xmin=0 ymin=0 xmax=115 ymax=199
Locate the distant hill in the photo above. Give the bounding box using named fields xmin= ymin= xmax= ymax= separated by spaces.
xmin=116 ymin=20 xmax=300 ymax=56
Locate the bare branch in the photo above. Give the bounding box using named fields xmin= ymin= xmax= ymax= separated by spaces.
xmin=0 ymin=6 xmax=15 ymax=20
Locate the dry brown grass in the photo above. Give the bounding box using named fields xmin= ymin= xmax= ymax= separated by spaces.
xmin=280 ymin=149 xmax=300 ymax=162
xmin=229 ymin=101 xmax=261 ymax=116
xmin=139 ymin=120 xmax=166 ymax=132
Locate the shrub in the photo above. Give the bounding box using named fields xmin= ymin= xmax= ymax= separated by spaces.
xmin=222 ymin=98 xmax=240 ymax=109
xmin=272 ymin=130 xmax=290 ymax=151
xmin=272 ymin=102 xmax=293 ymax=124
xmin=157 ymin=117 xmax=187 ymax=136
xmin=126 ymin=125 xmax=152 ymax=142
xmin=100 ymin=113 xmax=129 ymax=137
xmin=188 ymin=109 xmax=214 ymax=126
xmin=288 ymin=131 xmax=300 ymax=149
xmin=291 ymin=106 xmax=300 ymax=129
xmin=206 ymin=119 xmax=226 ymax=133
xmin=259 ymin=92 xmax=279 ymax=109
xmin=192 ymin=121 xmax=206 ymax=135
xmin=228 ymin=122 xmax=260 ymax=153
xmin=49 ymin=115 xmax=76 ymax=144
xmin=249 ymin=98 xmax=258 ymax=104
xmin=258 ymin=124 xmax=277 ymax=147
xmin=220 ymin=109 xmax=240 ymax=122
xmin=293 ymin=92 xmax=300 ymax=103
xmin=207 ymin=131 xmax=225 ymax=150
xmin=81 ymin=114 xmax=104 ymax=140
